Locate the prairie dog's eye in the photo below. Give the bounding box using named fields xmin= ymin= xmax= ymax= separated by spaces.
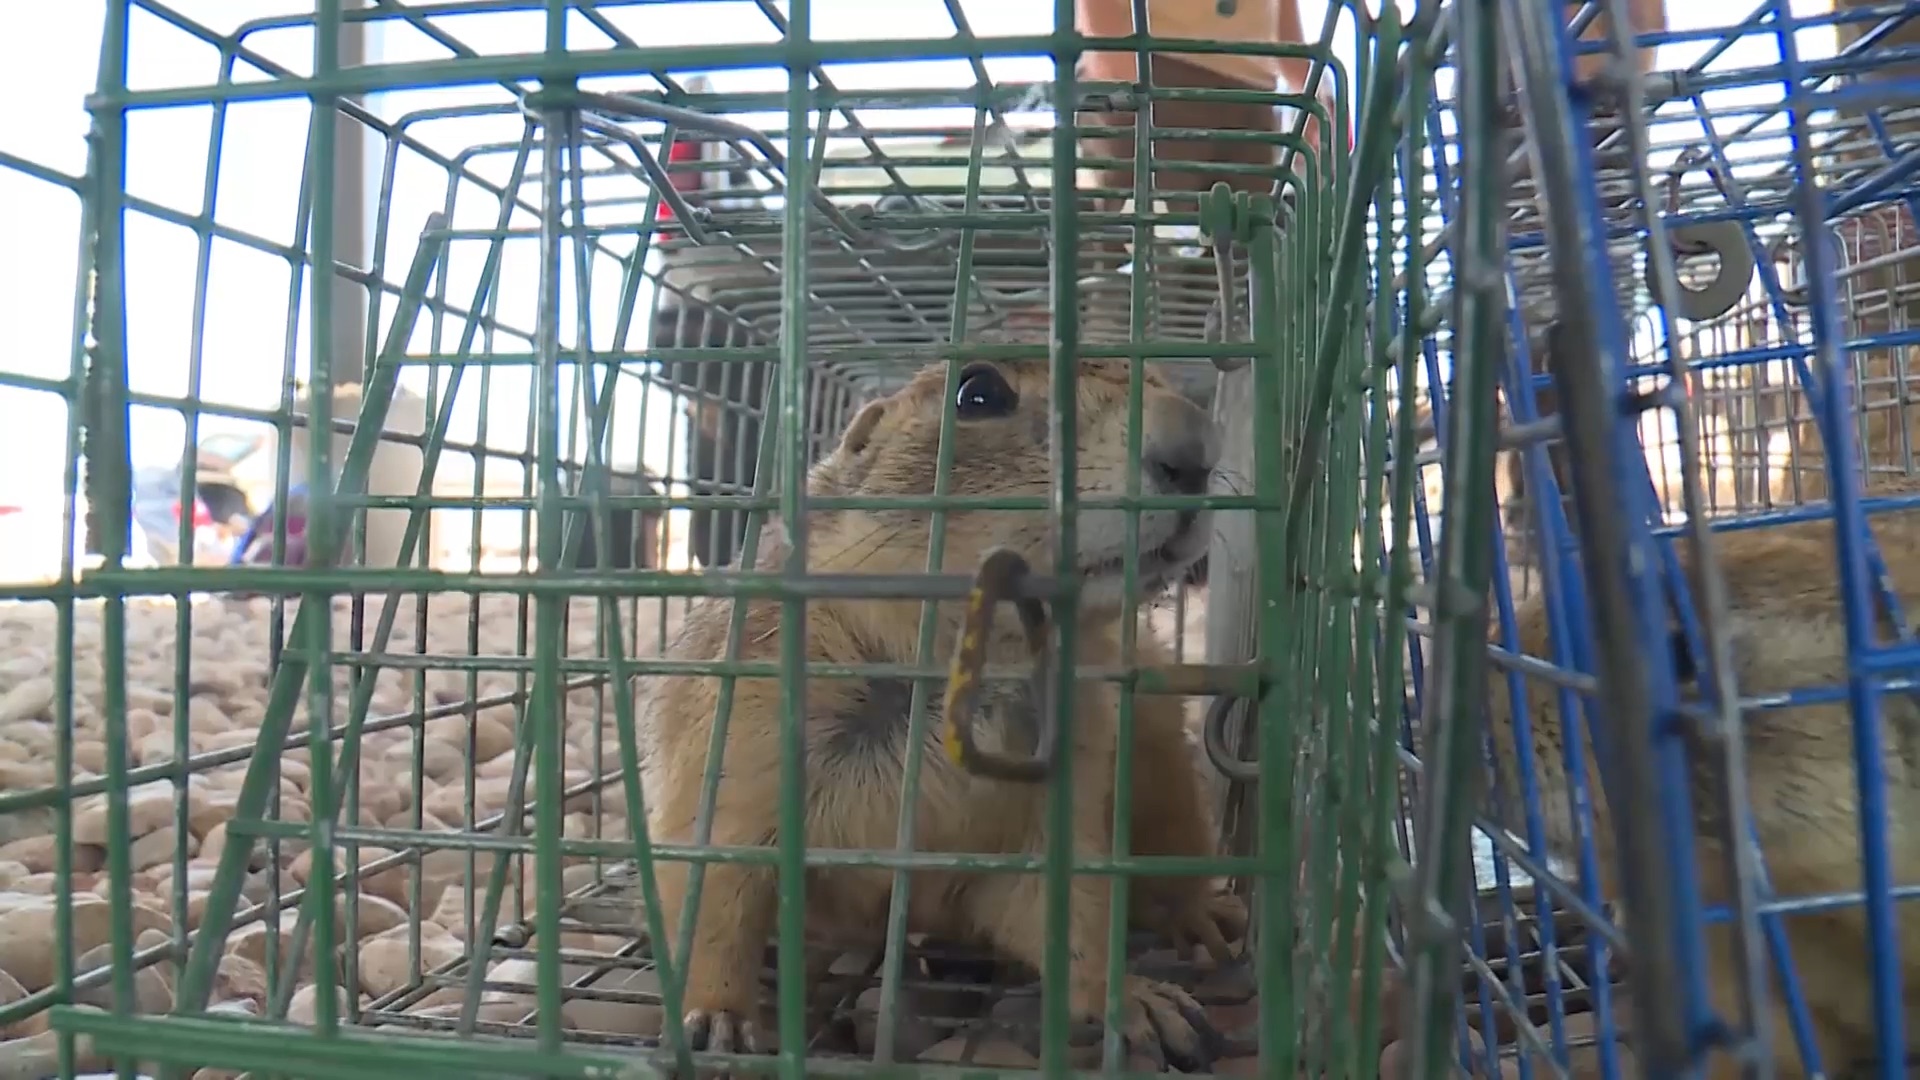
xmin=955 ymin=364 xmax=1018 ymax=419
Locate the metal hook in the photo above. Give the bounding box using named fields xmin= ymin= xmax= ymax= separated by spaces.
xmin=942 ymin=549 xmax=1060 ymax=782
xmin=1201 ymin=691 xmax=1261 ymax=783
xmin=1661 ymin=147 xmax=1708 ymax=218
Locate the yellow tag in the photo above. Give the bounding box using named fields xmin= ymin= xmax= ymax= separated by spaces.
xmin=940 ymin=675 xmax=968 ymax=765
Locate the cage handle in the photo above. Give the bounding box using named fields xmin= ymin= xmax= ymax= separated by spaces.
xmin=942 ymin=548 xmax=1060 ymax=782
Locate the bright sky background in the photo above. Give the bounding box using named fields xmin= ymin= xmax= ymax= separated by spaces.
xmin=0 ymin=0 xmax=1842 ymax=565
xmin=13 ymin=1 xmax=1331 ymax=526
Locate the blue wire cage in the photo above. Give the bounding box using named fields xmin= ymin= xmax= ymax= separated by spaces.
xmin=1404 ymin=0 xmax=1920 ymax=1075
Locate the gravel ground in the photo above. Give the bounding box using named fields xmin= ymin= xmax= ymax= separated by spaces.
xmin=0 ymin=585 xmax=1534 ymax=1077
xmin=0 ymin=590 xmax=682 ymax=1076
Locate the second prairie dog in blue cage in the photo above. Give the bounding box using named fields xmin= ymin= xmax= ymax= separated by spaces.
xmin=637 ymin=359 xmax=1246 ymax=1071
xmin=1487 ymin=471 xmax=1920 ymax=1077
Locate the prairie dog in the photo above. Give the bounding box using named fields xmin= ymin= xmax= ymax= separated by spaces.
xmin=641 ymin=359 xmax=1245 ymax=1069
xmin=1488 ymin=473 xmax=1920 ymax=1077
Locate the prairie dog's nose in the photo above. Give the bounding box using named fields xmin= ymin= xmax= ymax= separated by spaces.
xmin=1144 ymin=394 xmax=1219 ymax=497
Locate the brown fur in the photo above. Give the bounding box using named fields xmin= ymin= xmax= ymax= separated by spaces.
xmin=639 ymin=359 xmax=1243 ymax=1067
xmin=1488 ymin=471 xmax=1920 ymax=1077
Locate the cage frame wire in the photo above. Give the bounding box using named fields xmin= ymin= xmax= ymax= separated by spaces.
xmin=1500 ymin=0 xmax=1734 ymax=1069
xmin=1390 ymin=0 xmax=1920 ymax=1076
xmin=3 ymin=0 xmax=1635 ymax=1068
xmin=10 ymin=4 xmax=1435 ymax=1080
xmin=21 ymin=0 xmax=1861 ymax=1073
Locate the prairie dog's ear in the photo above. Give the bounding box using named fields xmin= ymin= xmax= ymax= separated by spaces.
xmin=839 ymin=399 xmax=887 ymax=457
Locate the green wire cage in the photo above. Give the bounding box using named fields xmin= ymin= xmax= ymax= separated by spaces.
xmin=0 ymin=1 xmax=1507 ymax=1077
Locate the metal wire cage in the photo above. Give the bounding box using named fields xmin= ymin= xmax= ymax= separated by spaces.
xmin=57 ymin=0 xmax=1920 ymax=1074
xmin=1398 ymin=0 xmax=1920 ymax=1075
xmin=0 ymin=0 xmax=1485 ymax=1077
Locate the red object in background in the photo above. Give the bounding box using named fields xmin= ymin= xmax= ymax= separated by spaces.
xmin=660 ymin=136 xmax=704 ymax=222
xmin=172 ymin=497 xmax=214 ymax=528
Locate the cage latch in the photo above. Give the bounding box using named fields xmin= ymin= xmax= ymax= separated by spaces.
xmin=942 ymin=548 xmax=1060 ymax=782
xmin=1200 ymin=182 xmax=1272 ymax=374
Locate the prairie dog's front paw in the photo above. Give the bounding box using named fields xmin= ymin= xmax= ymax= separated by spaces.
xmin=1146 ymin=888 xmax=1248 ymax=965
xmin=1096 ymin=976 xmax=1220 ymax=1073
xmin=682 ymin=1008 xmax=769 ymax=1055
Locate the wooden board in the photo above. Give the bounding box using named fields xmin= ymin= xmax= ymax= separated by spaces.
xmin=1078 ymin=0 xmax=1288 ymax=91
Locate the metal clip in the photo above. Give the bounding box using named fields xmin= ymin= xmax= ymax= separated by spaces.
xmin=1202 ymin=691 xmax=1261 ymax=782
xmin=942 ymin=549 xmax=1059 ymax=782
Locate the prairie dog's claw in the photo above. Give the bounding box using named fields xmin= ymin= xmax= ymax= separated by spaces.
xmin=1168 ymin=890 xmax=1249 ymax=965
xmin=1208 ymin=892 xmax=1249 ymax=940
xmin=681 ymin=1008 xmax=771 ymax=1074
xmin=1099 ymin=977 xmax=1221 ymax=1073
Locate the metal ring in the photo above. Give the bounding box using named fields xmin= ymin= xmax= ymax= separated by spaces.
xmin=1650 ymin=218 xmax=1755 ymax=321
xmin=942 ymin=548 xmax=1059 ymax=782
xmin=1202 ymin=693 xmax=1260 ymax=783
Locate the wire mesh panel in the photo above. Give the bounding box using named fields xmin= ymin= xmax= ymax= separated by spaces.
xmin=0 ymin=0 xmax=1461 ymax=1078
xmin=1389 ymin=0 xmax=1920 ymax=1075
